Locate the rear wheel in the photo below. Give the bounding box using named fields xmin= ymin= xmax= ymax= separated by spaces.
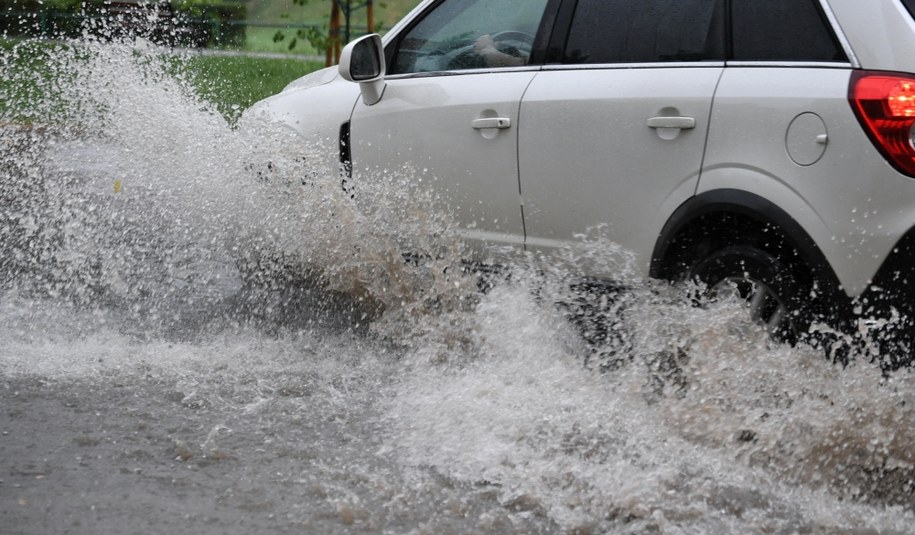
xmin=688 ymin=244 xmax=811 ymax=343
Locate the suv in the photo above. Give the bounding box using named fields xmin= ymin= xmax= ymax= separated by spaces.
xmin=248 ymin=0 xmax=915 ymax=355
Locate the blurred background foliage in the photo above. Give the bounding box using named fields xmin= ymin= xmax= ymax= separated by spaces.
xmin=0 ymin=1 xmax=422 ymax=122
xmin=0 ymin=0 xmax=421 ymax=53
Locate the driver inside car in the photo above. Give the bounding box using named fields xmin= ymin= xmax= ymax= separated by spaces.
xmin=473 ymin=33 xmax=527 ymax=67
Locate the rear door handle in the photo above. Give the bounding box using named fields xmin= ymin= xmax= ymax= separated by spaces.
xmin=646 ymin=116 xmax=696 ymax=130
xmin=472 ymin=117 xmax=511 ymax=130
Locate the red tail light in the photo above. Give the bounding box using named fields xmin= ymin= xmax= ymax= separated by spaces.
xmin=850 ymin=71 xmax=915 ymax=177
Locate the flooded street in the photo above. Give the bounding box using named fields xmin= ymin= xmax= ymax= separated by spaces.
xmin=2 ymin=39 xmax=915 ymax=534
xmin=1 ymin=330 xmax=538 ymax=534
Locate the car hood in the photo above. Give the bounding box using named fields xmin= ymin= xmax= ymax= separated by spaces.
xmin=280 ymin=66 xmax=339 ymax=94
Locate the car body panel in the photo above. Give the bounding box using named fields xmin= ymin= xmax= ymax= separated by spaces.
xmin=348 ymin=71 xmax=537 ymax=257
xmin=245 ymin=75 xmax=361 ymax=170
xmin=279 ymin=66 xmax=340 ymax=95
xmin=826 ymin=0 xmax=915 ymax=72
xmin=519 ymin=66 xmax=723 ymax=275
xmin=699 ymin=66 xmax=911 ymax=296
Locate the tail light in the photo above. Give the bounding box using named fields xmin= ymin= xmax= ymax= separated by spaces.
xmin=850 ymin=71 xmax=915 ymax=177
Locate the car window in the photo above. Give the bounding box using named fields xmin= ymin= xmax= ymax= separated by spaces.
xmin=731 ymin=0 xmax=847 ymax=62
xmin=562 ymin=0 xmax=723 ymax=64
xmin=903 ymin=0 xmax=915 ymax=20
xmin=389 ymin=0 xmax=550 ymax=74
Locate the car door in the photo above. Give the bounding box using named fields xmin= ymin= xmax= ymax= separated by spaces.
xmin=518 ymin=0 xmax=724 ymax=275
xmin=347 ymin=0 xmax=553 ymax=259
xmin=699 ymin=0 xmax=867 ymax=293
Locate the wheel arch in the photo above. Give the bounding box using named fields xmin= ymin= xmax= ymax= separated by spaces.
xmin=649 ymin=189 xmax=846 ymax=307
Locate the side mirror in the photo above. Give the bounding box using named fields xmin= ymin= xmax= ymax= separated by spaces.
xmin=339 ymin=34 xmax=386 ymax=106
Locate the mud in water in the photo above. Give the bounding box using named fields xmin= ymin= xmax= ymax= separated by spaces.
xmin=2 ymin=38 xmax=915 ymax=534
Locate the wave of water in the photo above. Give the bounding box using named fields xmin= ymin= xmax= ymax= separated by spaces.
xmin=2 ymin=37 xmax=915 ymax=534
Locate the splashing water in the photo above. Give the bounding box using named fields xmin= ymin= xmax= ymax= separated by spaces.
xmin=2 ymin=37 xmax=915 ymax=534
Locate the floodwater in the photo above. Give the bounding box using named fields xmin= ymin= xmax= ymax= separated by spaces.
xmin=2 ymin=38 xmax=915 ymax=534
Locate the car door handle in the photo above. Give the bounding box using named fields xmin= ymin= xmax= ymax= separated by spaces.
xmin=646 ymin=116 xmax=696 ymax=130
xmin=472 ymin=117 xmax=511 ymax=129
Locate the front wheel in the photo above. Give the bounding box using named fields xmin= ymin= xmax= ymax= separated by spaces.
xmin=688 ymin=244 xmax=812 ymax=343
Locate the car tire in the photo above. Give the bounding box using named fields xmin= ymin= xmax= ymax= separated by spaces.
xmin=687 ymin=244 xmax=813 ymax=344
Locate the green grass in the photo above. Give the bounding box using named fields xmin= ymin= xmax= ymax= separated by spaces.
xmin=0 ymin=39 xmax=59 ymax=122
xmin=246 ymin=0 xmax=422 ymax=29
xmin=239 ymin=0 xmax=423 ymax=54
xmin=179 ymin=53 xmax=324 ymax=119
xmin=0 ymin=38 xmax=323 ymax=123
xmin=240 ymin=25 xmax=324 ymax=55
xmin=0 ymin=1 xmax=428 ymax=122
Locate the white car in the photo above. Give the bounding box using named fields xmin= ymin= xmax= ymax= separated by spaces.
xmin=248 ymin=0 xmax=915 ymax=353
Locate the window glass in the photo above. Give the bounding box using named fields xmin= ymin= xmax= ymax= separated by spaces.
xmin=731 ymin=0 xmax=846 ymax=62
xmin=904 ymin=0 xmax=915 ymax=20
xmin=390 ymin=0 xmax=550 ymax=74
xmin=563 ymin=0 xmax=722 ymax=64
